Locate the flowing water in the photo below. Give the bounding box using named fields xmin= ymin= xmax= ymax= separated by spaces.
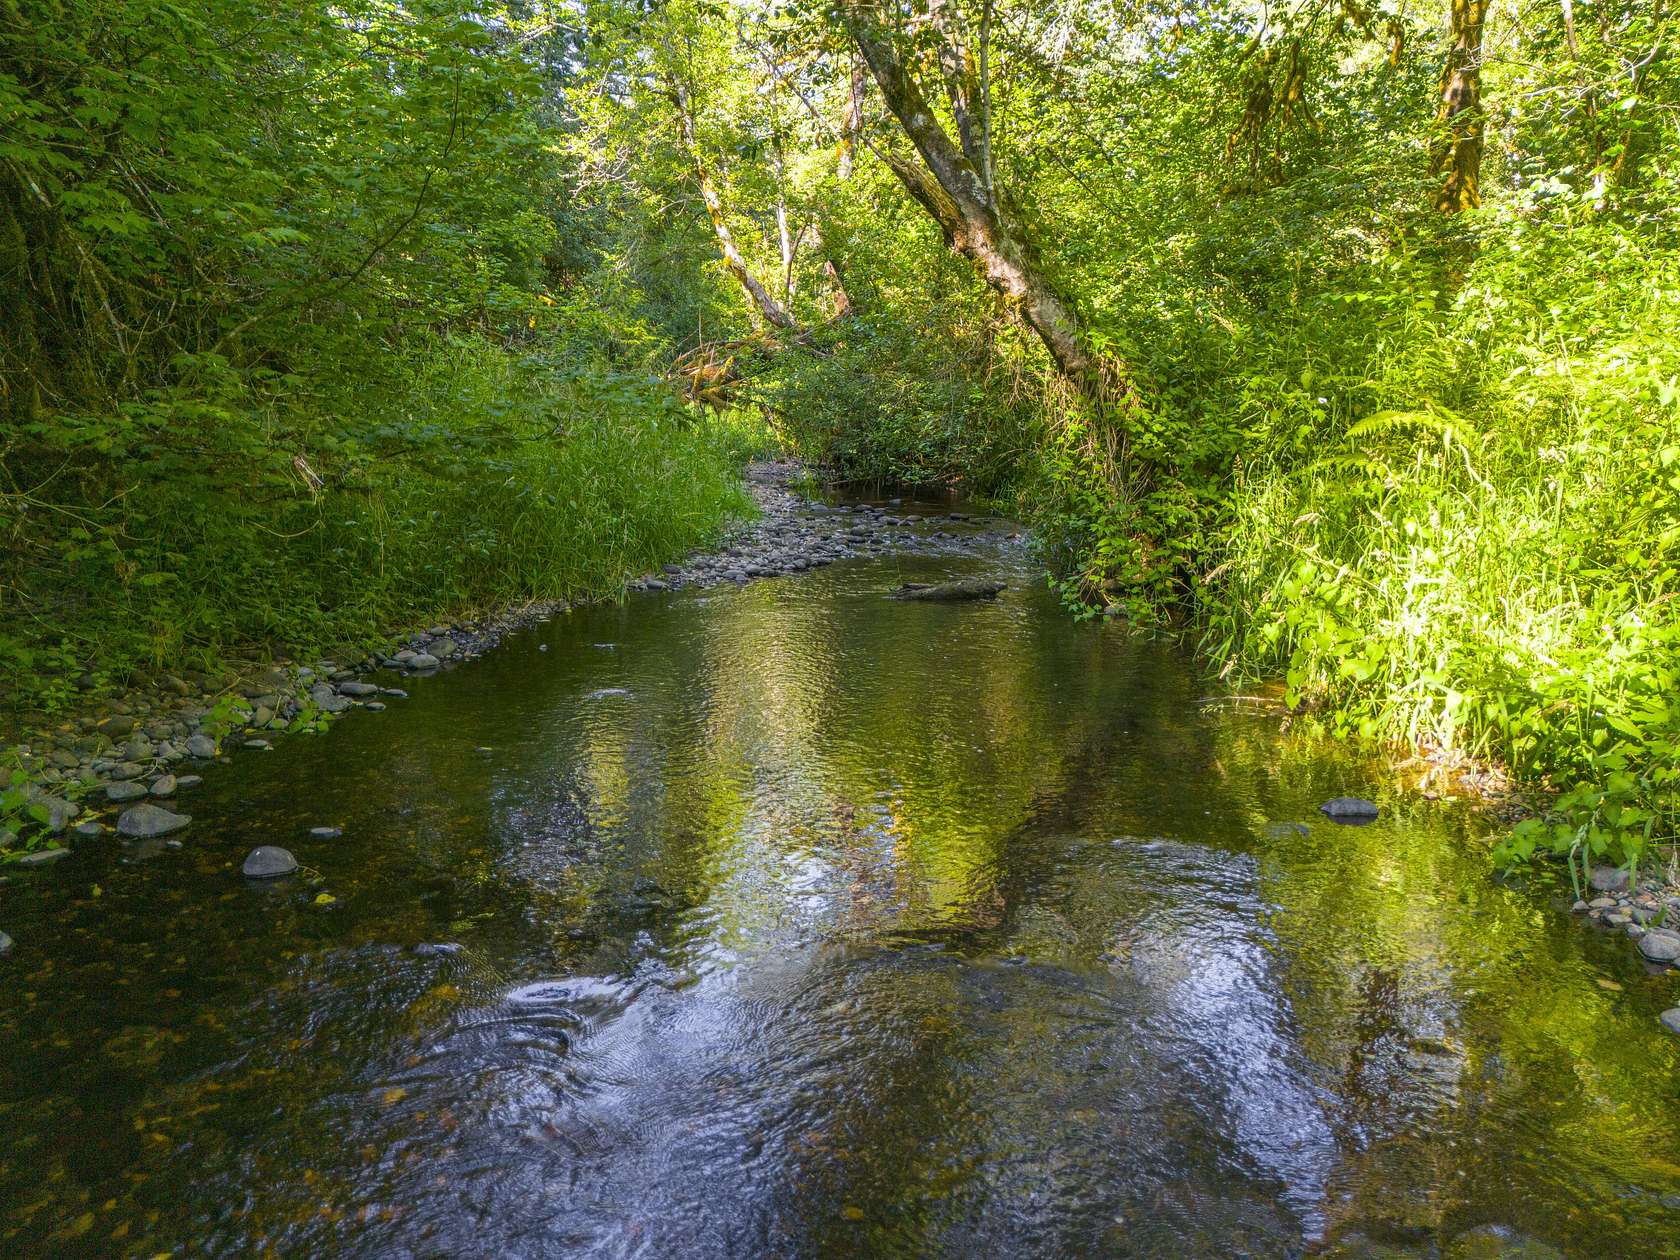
xmin=2 ymin=503 xmax=1678 ymax=1259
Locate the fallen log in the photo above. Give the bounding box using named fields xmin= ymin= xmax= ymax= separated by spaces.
xmin=890 ymin=579 xmax=1007 ymax=602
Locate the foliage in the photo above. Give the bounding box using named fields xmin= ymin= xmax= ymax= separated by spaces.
xmin=6 ymin=0 xmax=1679 ymax=872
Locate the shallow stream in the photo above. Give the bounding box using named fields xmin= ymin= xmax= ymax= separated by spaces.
xmin=3 ymin=497 xmax=1678 ymax=1258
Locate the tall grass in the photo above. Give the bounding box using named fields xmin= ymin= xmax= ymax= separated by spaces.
xmin=1196 ymin=215 xmax=1680 ymax=869
xmin=1 ymin=337 xmax=764 ymax=721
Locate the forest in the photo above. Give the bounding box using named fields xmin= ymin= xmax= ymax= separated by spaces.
xmin=3 ymin=0 xmax=1677 ymax=871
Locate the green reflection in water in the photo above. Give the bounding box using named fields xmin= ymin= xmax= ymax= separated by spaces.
xmin=0 ymin=536 xmax=1677 ymax=1258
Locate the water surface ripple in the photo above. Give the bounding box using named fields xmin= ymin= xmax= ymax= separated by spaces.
xmin=2 ymin=510 xmax=1677 ymax=1258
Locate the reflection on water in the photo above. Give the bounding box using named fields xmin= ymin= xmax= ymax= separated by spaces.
xmin=2 ymin=523 xmax=1678 ymax=1258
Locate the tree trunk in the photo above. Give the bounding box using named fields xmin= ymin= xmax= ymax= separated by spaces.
xmin=1432 ymin=0 xmax=1491 ymax=212
xmin=671 ymin=83 xmax=798 ymax=330
xmin=838 ymin=2 xmax=1129 ymax=415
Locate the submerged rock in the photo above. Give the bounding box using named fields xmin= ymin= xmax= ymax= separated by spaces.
xmin=242 ymin=846 xmax=298 ymax=879
xmin=1319 ymin=796 xmax=1380 ymax=822
xmin=150 ymin=774 xmax=177 ymax=798
xmin=18 ymin=847 xmax=70 ymax=867
xmin=0 ymin=930 xmax=11 ymax=955
xmin=117 ymin=804 xmax=191 ymax=838
xmin=890 ymin=579 xmax=1007 ymax=602
xmin=1444 ymin=1224 xmax=1566 ymax=1259
xmin=106 ymin=780 xmax=149 ymax=802
xmin=308 ymin=826 xmax=343 ymax=839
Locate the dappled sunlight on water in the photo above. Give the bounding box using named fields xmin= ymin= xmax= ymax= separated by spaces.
xmin=2 ymin=515 xmax=1677 ymax=1257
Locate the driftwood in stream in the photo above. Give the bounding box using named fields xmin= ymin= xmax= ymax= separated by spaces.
xmin=890 ymin=579 xmax=1007 ymax=602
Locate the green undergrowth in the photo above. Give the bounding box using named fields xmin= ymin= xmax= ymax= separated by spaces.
xmin=1 ymin=339 xmax=763 ymax=726
xmin=1188 ymin=212 xmax=1680 ymax=874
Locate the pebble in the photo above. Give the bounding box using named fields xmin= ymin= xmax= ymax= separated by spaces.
xmin=338 ymin=681 xmax=379 ymax=697
xmin=408 ymin=653 xmax=440 ymax=670
xmin=116 ymin=804 xmax=191 ymax=838
xmin=73 ymin=821 xmax=104 ymax=839
xmin=150 ymin=774 xmax=177 ymax=798
xmin=176 ymin=775 xmax=203 ymax=789
xmin=106 ymin=780 xmax=149 ymax=802
xmin=185 ymin=734 xmax=217 ymax=759
xmin=242 ymin=846 xmax=298 ymax=879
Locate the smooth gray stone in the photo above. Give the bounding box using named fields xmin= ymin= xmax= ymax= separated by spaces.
xmin=1662 ymin=1008 xmax=1680 ymax=1036
xmin=149 ymin=774 xmax=177 ymax=798
xmin=176 ymin=775 xmax=203 ymax=789
xmin=0 ymin=930 xmax=11 ymax=954
xmin=242 ymin=846 xmax=298 ymax=879
xmin=185 ymin=734 xmax=218 ymax=759
xmin=73 ymin=821 xmax=104 ymax=839
xmin=337 ymin=681 xmax=379 ymax=697
xmin=17 ymin=848 xmax=70 ymax=867
xmin=106 ymin=781 xmax=149 ymax=802
xmin=407 ymin=653 xmax=440 ymax=670
xmin=309 ymin=827 xmax=342 ymax=839
xmin=1588 ymin=865 xmax=1630 ymax=893
xmin=1638 ymin=929 xmax=1680 ymax=963
xmin=1319 ymin=797 xmax=1380 ymax=821
xmin=116 ymin=804 xmax=191 ymax=838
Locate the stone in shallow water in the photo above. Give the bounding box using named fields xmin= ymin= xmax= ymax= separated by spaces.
xmin=1319 ymin=796 xmax=1380 ymax=822
xmin=1638 ymin=929 xmax=1680 ymax=963
xmin=242 ymin=846 xmax=298 ymax=879
xmin=1444 ymin=1223 xmax=1566 ymax=1259
xmin=309 ymin=827 xmax=342 ymax=839
xmin=117 ymin=804 xmax=191 ymax=838
xmin=106 ymin=780 xmax=148 ymax=802
xmin=185 ymin=733 xmax=217 ymax=759
xmin=407 ymin=653 xmax=440 ymax=670
xmin=0 ymin=930 xmax=11 ymax=954
xmin=1662 ymin=1008 xmax=1680 ymax=1036
xmin=176 ymin=775 xmax=203 ymax=789
xmin=150 ymin=774 xmax=177 ymax=798
xmin=337 ymin=681 xmax=379 ymax=697
xmin=18 ymin=848 xmax=70 ymax=868
xmin=73 ymin=821 xmax=104 ymax=839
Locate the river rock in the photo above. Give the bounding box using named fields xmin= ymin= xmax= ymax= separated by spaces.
xmin=309 ymin=826 xmax=342 ymax=839
xmin=1320 ymin=797 xmax=1380 ymax=821
xmin=0 ymin=930 xmax=11 ymax=954
xmin=407 ymin=653 xmax=440 ymax=670
xmin=242 ymin=845 xmax=298 ymax=879
xmin=1638 ymin=929 xmax=1680 ymax=963
xmin=1444 ymin=1224 xmax=1565 ymax=1259
xmin=106 ymin=780 xmax=149 ymax=802
xmin=176 ymin=774 xmax=203 ymax=789
xmin=18 ymin=848 xmax=70 ymax=868
xmin=1662 ymin=1008 xmax=1680 ymax=1036
xmin=35 ymin=795 xmax=79 ymax=832
xmin=117 ymin=804 xmax=191 ymax=838
xmin=150 ymin=774 xmax=177 ymax=798
xmin=105 ymin=761 xmax=144 ymax=781
xmin=338 ymin=681 xmax=379 ymax=697
xmin=1587 ymin=866 xmax=1630 ymax=893
xmin=73 ymin=821 xmax=104 ymax=839
xmin=308 ymin=684 xmax=351 ymax=714
xmin=185 ymin=733 xmax=217 ymax=759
